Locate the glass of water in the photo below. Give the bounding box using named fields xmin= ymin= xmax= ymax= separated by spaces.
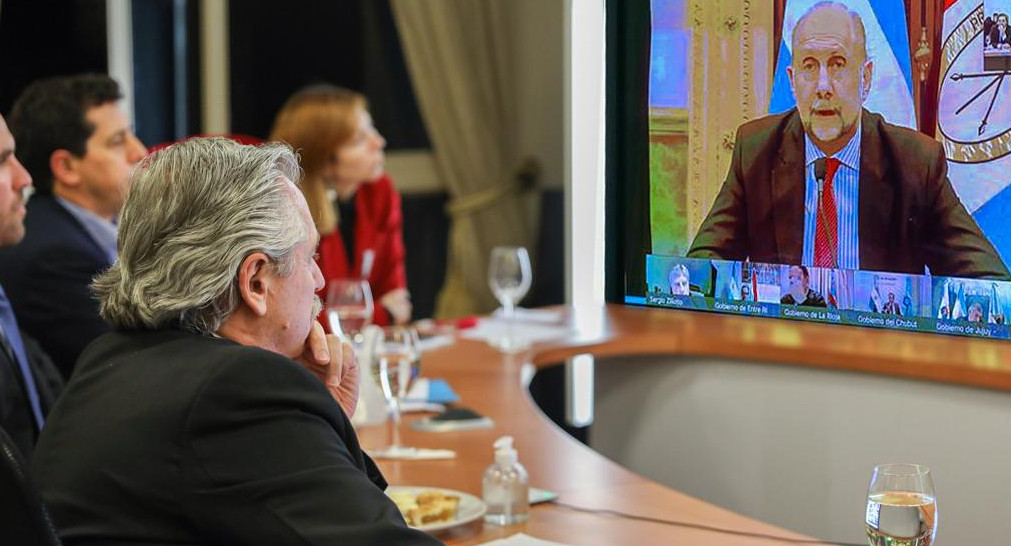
xmin=372 ymin=326 xmax=422 ymax=458
xmin=488 ymin=246 xmax=532 ymax=352
xmin=865 ymin=464 xmax=937 ymax=546
xmin=325 ymin=279 xmax=374 ymax=345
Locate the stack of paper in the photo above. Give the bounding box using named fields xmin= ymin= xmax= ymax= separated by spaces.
xmin=476 ymin=533 xmax=574 ymax=546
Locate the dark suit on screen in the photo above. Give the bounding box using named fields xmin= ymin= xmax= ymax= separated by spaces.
xmin=780 ymin=289 xmax=827 ymax=307
xmin=32 ymin=329 xmax=440 ymax=546
xmin=687 ymin=109 xmax=1009 ymax=279
xmin=991 ymin=24 xmax=1011 ymax=48
xmin=0 ymin=195 xmax=113 ymax=379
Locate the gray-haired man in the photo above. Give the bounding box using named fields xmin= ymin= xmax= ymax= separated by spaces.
xmin=32 ymin=138 xmax=440 ymax=545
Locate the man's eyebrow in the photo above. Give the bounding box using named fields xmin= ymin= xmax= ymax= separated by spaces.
xmin=0 ymin=148 xmax=12 ymax=163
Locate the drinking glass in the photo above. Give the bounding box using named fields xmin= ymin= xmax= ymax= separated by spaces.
xmin=865 ymin=464 xmax=938 ymax=546
xmin=372 ymin=326 xmax=422 ymax=458
xmin=488 ymin=246 xmax=532 ymax=352
xmin=325 ymin=279 xmax=374 ymax=345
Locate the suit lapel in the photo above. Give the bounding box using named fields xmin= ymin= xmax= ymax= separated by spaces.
xmin=772 ymin=112 xmax=806 ymax=263
xmin=857 ymin=111 xmax=894 ymax=270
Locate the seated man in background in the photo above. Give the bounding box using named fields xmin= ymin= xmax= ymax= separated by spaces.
xmin=32 ymin=138 xmax=439 ymax=545
xmin=0 ymin=113 xmax=63 ymax=460
xmin=0 ymin=74 xmax=147 ymax=379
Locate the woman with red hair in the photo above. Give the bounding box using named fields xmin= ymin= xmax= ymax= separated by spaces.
xmin=270 ymin=85 xmax=410 ymax=326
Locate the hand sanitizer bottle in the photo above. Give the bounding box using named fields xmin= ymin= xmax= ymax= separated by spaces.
xmin=482 ymin=435 xmax=529 ymax=525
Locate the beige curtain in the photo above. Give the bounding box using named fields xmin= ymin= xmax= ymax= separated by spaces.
xmin=390 ymin=0 xmax=531 ymax=318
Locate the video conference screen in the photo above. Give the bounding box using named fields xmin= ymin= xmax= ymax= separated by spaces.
xmin=624 ymin=0 xmax=1011 ymax=339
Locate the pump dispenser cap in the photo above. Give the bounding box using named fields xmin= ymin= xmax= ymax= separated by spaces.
xmin=493 ymin=435 xmax=517 ymax=466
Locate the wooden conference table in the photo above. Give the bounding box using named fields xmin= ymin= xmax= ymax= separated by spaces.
xmin=356 ymin=304 xmax=1011 ymax=545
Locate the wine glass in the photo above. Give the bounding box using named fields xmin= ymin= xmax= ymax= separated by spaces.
xmin=372 ymin=326 xmax=421 ymax=458
xmin=488 ymin=246 xmax=532 ymax=352
xmin=325 ymin=279 xmax=374 ymax=346
xmin=865 ymin=464 xmax=938 ymax=546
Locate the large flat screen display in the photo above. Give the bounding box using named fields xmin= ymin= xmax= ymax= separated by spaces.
xmin=616 ymin=0 xmax=1011 ymax=339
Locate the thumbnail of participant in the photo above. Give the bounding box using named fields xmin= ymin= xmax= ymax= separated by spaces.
xmin=645 ymin=255 xmax=714 ymax=299
xmin=686 ymin=2 xmax=1009 ymax=279
xmin=853 ymin=271 xmax=929 ymax=317
xmin=933 ymin=278 xmax=1011 ymax=323
xmin=780 ymin=265 xmax=826 ymax=307
xmin=984 ymin=10 xmax=1011 ymax=53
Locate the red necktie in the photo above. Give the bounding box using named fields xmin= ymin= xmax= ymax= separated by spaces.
xmin=814 ymin=158 xmax=841 ymax=268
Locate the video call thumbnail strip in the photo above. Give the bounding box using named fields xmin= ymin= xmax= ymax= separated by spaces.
xmin=644 ymin=254 xmax=1011 ymax=340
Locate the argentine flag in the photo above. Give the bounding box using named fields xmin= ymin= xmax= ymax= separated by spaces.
xmin=768 ymin=0 xmax=917 ymax=130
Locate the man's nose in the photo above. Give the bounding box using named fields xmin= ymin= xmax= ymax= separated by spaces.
xmin=312 ymin=260 xmax=325 ymax=291
xmin=12 ymin=154 xmax=31 ymax=193
xmin=815 ymin=66 xmax=833 ymax=97
xmin=128 ymin=135 xmax=148 ymax=163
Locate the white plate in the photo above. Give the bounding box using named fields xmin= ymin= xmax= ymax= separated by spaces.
xmin=386 ymin=486 xmax=486 ymax=533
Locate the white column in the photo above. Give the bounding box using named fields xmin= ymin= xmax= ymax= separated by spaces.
xmin=565 ymin=353 xmax=595 ymax=427
xmin=106 ymin=0 xmax=135 ymax=125
xmin=565 ymin=0 xmax=606 ymax=311
xmin=200 ymin=0 xmax=230 ymax=134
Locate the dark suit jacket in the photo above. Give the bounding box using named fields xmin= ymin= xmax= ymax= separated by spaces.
xmin=780 ymin=289 xmax=827 ymax=307
xmin=688 ymin=109 xmax=1010 ymax=279
xmin=991 ymin=25 xmax=1011 ymax=47
xmin=0 ymin=330 xmax=63 ymax=460
xmin=32 ymin=329 xmax=441 ymax=546
xmin=0 ymin=195 xmax=113 ymax=379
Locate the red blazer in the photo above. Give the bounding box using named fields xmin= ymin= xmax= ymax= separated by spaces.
xmin=316 ymin=174 xmax=407 ymax=327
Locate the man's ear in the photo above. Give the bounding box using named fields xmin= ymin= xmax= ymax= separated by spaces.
xmin=236 ymin=252 xmax=272 ymax=317
xmin=786 ymin=66 xmax=795 ymax=95
xmin=861 ymin=60 xmax=874 ymax=100
xmin=49 ymin=149 xmax=82 ymax=188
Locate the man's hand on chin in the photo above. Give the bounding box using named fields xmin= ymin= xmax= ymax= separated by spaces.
xmin=296 ymin=321 xmax=360 ymax=417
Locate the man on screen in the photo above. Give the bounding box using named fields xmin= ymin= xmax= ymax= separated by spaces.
xmin=687 ymin=2 xmax=1009 ymax=280
xmin=780 ymin=265 xmax=827 ymax=307
xmin=992 ymin=14 xmax=1011 ymax=50
xmin=882 ymin=292 xmax=901 ymax=315
xmin=668 ymin=264 xmax=691 ymax=295
xmin=967 ymin=302 xmax=984 ymax=323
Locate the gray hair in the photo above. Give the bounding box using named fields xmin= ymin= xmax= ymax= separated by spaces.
xmin=93 ymin=137 xmax=306 ymax=335
xmin=792 ymin=1 xmax=868 ymax=61
xmin=668 ymin=264 xmax=689 ymax=282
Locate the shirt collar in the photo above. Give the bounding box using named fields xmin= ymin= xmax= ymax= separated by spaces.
xmin=804 ymin=122 xmax=862 ymax=171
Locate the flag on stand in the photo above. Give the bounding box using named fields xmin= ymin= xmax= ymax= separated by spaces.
xmin=869 ymin=282 xmax=883 ymax=312
xmin=938 ymin=280 xmax=951 ymax=319
xmin=752 ymin=269 xmax=758 ymax=302
xmin=952 ymin=282 xmax=967 ymax=320
xmin=989 ymin=282 xmax=1004 ymax=324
